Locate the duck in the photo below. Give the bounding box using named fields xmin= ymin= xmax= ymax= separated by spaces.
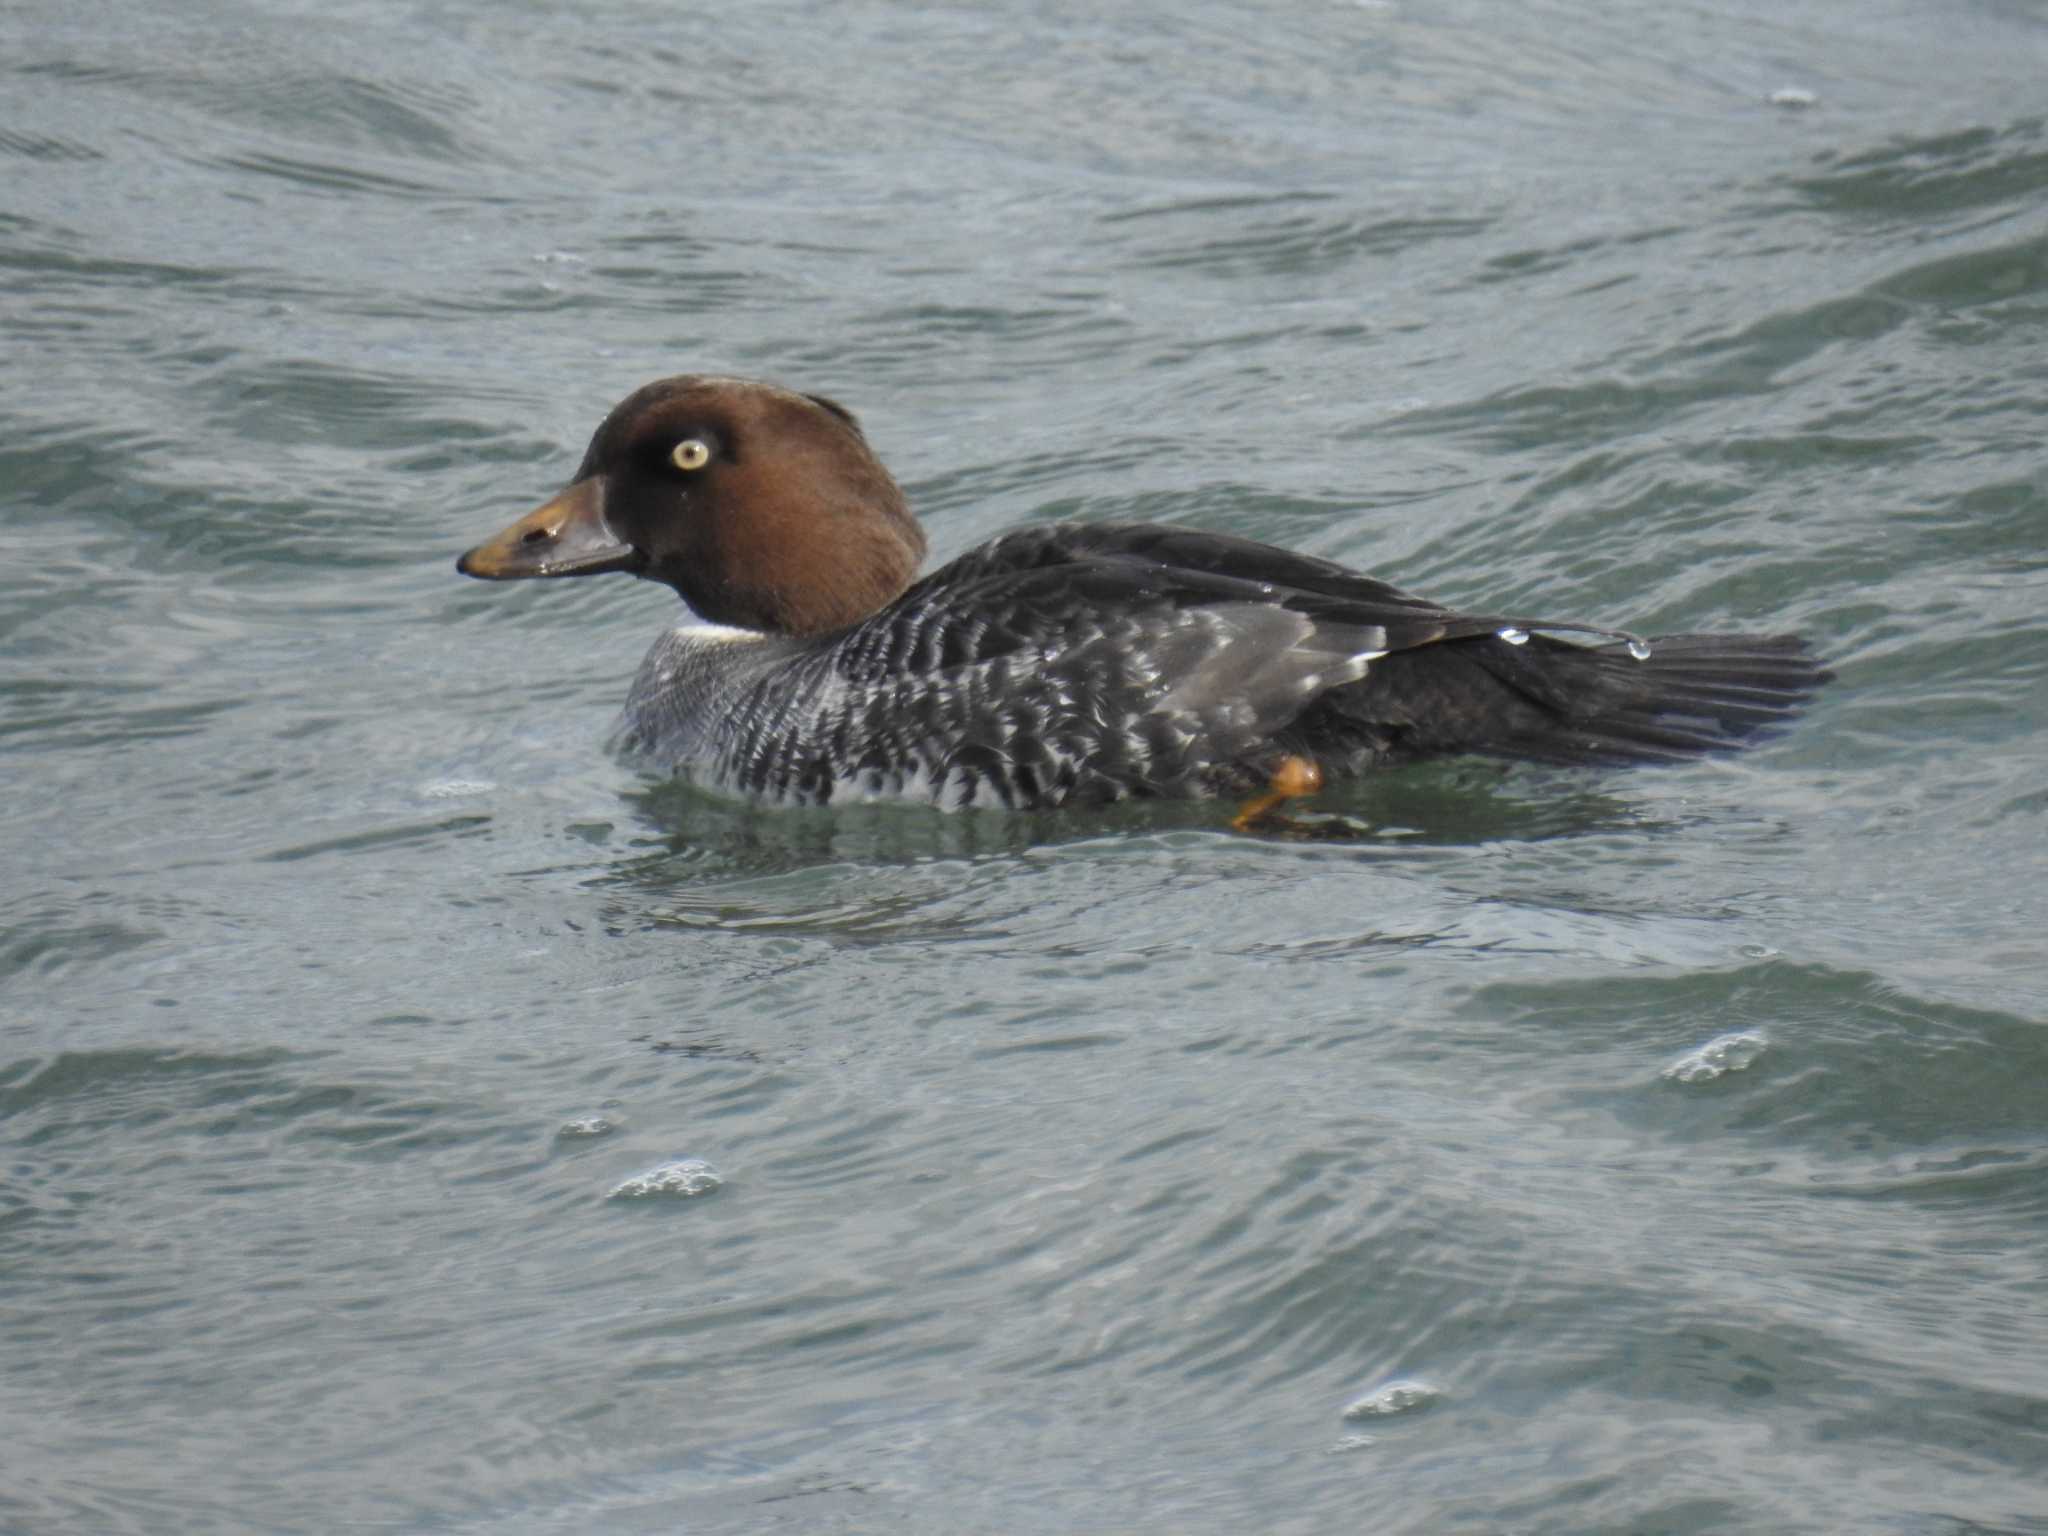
xmin=457 ymin=375 xmax=1830 ymax=820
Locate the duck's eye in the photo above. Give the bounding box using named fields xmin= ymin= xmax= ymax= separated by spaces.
xmin=670 ymin=438 xmax=712 ymax=472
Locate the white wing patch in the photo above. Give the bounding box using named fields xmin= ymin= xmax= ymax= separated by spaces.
xmin=1152 ymin=605 xmax=1387 ymax=723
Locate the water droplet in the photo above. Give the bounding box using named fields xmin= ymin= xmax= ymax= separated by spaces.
xmin=1497 ymin=627 xmax=1529 ymax=646
xmin=1662 ymin=1031 xmax=1767 ymax=1084
xmin=1342 ymin=1379 xmax=1441 ymax=1421
xmin=1627 ymin=638 xmax=1653 ymax=662
xmin=608 ymin=1158 xmax=723 ymax=1200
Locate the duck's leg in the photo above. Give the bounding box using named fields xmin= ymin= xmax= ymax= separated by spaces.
xmin=1231 ymin=754 xmax=1325 ymax=833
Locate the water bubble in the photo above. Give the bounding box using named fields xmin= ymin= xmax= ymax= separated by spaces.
xmin=1626 ymin=638 xmax=1654 ymax=662
xmin=1497 ymin=627 xmax=1529 ymax=646
xmin=1662 ymin=1031 xmax=1767 ymax=1084
xmin=608 ymin=1158 xmax=722 ymax=1200
xmin=1341 ymin=1379 xmax=1441 ymax=1421
xmin=557 ymin=1116 xmax=616 ymax=1139
xmin=1767 ymin=87 xmax=1818 ymax=109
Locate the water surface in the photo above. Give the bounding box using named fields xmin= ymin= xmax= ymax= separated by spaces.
xmin=4 ymin=1 xmax=2047 ymax=1531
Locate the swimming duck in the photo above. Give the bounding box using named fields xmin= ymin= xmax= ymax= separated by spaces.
xmin=457 ymin=375 xmax=1829 ymax=817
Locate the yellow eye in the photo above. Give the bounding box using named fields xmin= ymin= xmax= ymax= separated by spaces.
xmin=670 ymin=439 xmax=711 ymax=472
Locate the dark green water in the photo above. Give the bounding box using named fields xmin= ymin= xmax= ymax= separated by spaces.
xmin=5 ymin=2 xmax=2047 ymax=1531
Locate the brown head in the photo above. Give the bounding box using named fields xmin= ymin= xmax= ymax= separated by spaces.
xmin=456 ymin=376 xmax=928 ymax=635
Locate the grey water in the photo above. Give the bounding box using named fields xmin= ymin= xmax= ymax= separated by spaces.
xmin=5 ymin=1 xmax=2048 ymax=1531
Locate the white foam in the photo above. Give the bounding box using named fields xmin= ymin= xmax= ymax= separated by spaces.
xmin=607 ymin=1159 xmax=723 ymax=1200
xmin=1341 ymin=1379 xmax=1440 ymax=1420
xmin=1662 ymin=1031 xmax=1767 ymax=1083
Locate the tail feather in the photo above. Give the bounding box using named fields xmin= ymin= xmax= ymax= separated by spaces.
xmin=1318 ymin=630 xmax=1832 ymax=769
xmin=1470 ymin=632 xmax=1832 ymax=767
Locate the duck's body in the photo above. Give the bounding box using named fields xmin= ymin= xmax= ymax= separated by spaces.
xmin=459 ymin=377 xmax=1829 ymax=813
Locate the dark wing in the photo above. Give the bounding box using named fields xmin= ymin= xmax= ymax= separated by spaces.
xmin=810 ymin=522 xmax=1472 ymax=798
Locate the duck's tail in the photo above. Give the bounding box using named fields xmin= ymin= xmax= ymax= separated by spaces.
xmin=1342 ymin=631 xmax=1833 ymax=768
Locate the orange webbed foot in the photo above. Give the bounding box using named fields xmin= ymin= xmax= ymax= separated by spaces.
xmin=1230 ymin=754 xmax=1325 ymax=833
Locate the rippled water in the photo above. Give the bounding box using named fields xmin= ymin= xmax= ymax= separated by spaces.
xmin=5 ymin=1 xmax=2047 ymax=1531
